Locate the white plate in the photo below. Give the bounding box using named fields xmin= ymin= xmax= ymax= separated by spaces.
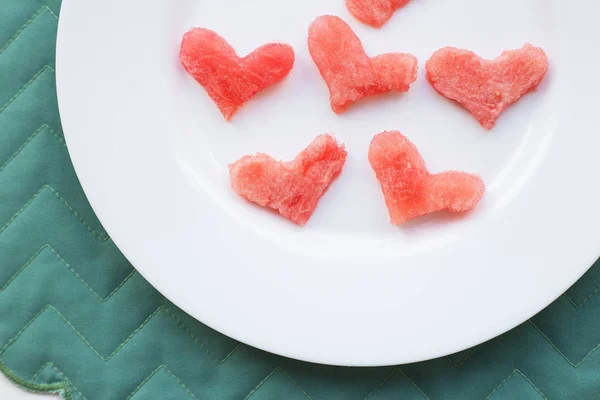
xmin=56 ymin=0 xmax=600 ymax=366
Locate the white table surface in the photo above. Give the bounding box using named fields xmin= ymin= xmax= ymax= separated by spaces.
xmin=0 ymin=374 xmax=53 ymax=399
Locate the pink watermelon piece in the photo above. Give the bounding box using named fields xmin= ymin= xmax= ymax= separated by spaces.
xmin=180 ymin=28 xmax=295 ymax=120
xmin=230 ymin=134 xmax=347 ymax=226
xmin=308 ymin=15 xmax=418 ymax=114
xmin=369 ymin=131 xmax=484 ymax=225
xmin=426 ymin=44 xmax=548 ymax=129
xmin=346 ymin=0 xmax=411 ymax=28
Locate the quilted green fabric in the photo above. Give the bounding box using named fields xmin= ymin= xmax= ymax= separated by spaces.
xmin=2 ymin=1 xmax=600 ymax=399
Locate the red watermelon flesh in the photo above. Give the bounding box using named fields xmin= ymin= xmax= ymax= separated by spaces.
xmin=346 ymin=0 xmax=411 ymax=28
xmin=308 ymin=15 xmax=418 ymax=114
xmin=180 ymin=28 xmax=295 ymax=120
xmin=369 ymin=131 xmax=484 ymax=225
xmin=230 ymin=134 xmax=347 ymax=226
xmin=426 ymin=44 xmax=548 ymax=129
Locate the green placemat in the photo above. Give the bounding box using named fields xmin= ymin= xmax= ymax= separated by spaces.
xmin=2 ymin=1 xmax=600 ymax=399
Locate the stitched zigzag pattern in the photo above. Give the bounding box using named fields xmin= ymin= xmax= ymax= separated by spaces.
xmin=2 ymin=1 xmax=600 ymax=399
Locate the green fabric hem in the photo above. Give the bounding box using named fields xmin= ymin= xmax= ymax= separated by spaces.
xmin=0 ymin=358 xmax=71 ymax=400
